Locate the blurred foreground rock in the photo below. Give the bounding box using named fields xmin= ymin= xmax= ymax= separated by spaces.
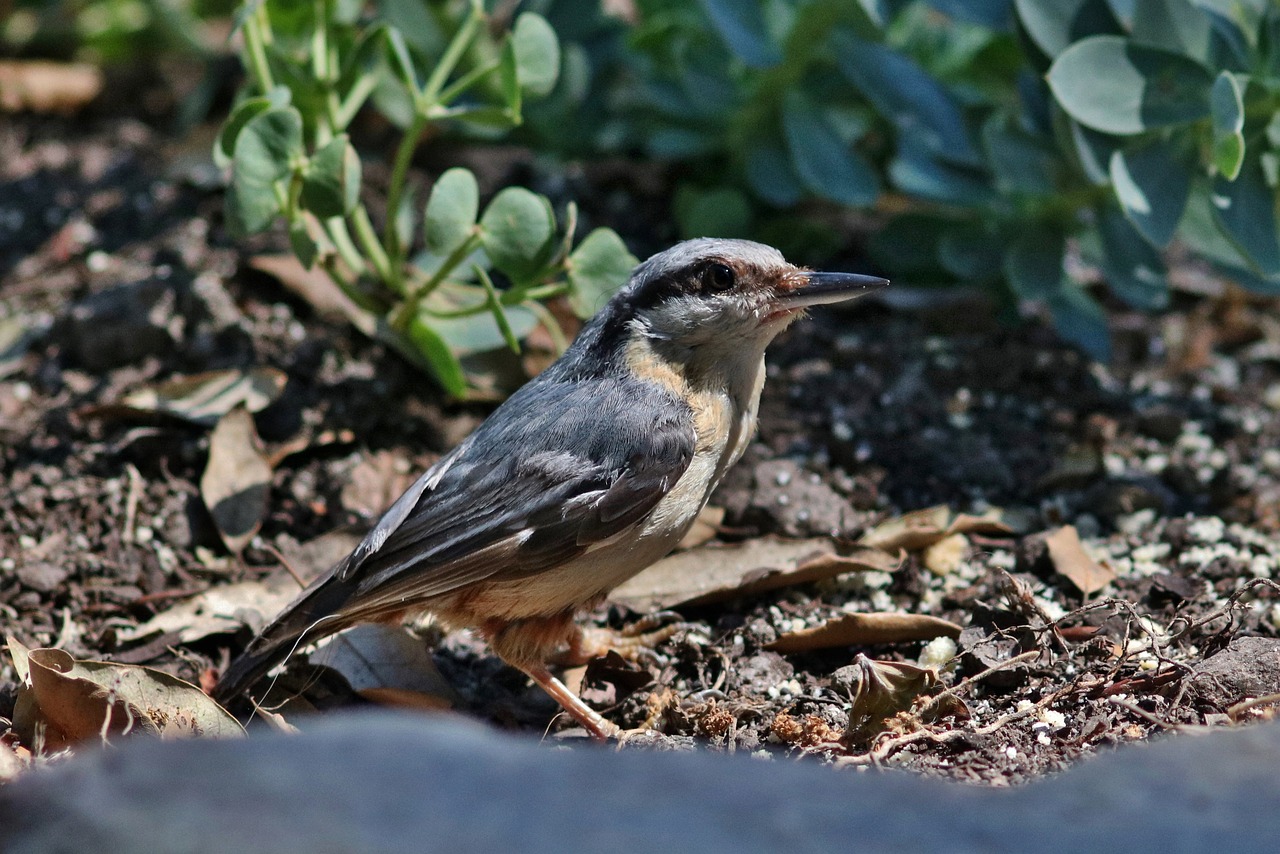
xmin=2 ymin=712 xmax=1277 ymax=853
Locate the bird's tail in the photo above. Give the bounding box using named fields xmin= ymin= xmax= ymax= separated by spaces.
xmin=212 ymin=569 xmax=360 ymax=706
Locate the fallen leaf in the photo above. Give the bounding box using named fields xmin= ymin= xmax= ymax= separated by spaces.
xmin=610 ymin=537 xmax=901 ymax=611
xmin=676 ymin=505 xmax=725 ymax=551
xmin=310 ymin=625 xmax=457 ymax=710
xmin=860 ymin=506 xmax=1012 ymax=554
xmin=115 ymin=368 xmax=287 ymax=426
xmin=0 ymin=60 xmax=103 ymax=114
xmin=249 ymin=254 xmax=373 ymax=333
xmin=1046 ymin=525 xmax=1115 ymax=596
xmin=117 ymin=573 xmax=303 ymax=645
xmin=8 ymin=640 xmax=242 ymax=752
xmin=923 ymin=533 xmax=967 ymax=576
xmin=766 ymin=612 xmax=963 ymax=654
xmin=839 ymin=655 xmax=939 ymax=743
xmin=340 ymin=451 xmax=421 ymax=518
xmin=201 ymin=406 xmax=273 ymax=554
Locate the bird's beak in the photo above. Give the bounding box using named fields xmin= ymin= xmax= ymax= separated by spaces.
xmin=773 ymin=270 xmax=889 ymax=312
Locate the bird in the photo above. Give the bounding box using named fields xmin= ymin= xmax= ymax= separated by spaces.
xmin=213 ymin=238 xmax=887 ymax=738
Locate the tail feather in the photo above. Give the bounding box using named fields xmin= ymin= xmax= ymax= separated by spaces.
xmin=213 ymin=571 xmax=360 ymax=705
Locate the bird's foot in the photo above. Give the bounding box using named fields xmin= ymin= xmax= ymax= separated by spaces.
xmin=556 ymin=611 xmax=689 ymax=666
xmin=520 ymin=664 xmax=622 ymax=741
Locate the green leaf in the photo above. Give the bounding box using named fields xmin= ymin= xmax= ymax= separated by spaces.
xmin=1108 ymin=140 xmax=1190 ymax=247
xmin=300 ymin=134 xmax=361 ymax=218
xmin=674 ymin=185 xmax=752 ymax=240
xmin=1210 ymin=71 xmax=1245 ymax=180
xmin=1015 ymin=0 xmax=1122 ymax=59
xmin=223 ymin=181 xmax=278 ymax=239
xmin=428 ymin=304 xmax=538 ymax=356
xmin=1210 ymin=153 xmax=1280 ymax=276
xmin=888 ymin=138 xmax=993 ymax=205
xmin=1047 ymin=36 xmax=1213 ymax=134
xmin=499 ymin=40 xmax=521 ymax=116
xmin=407 ymin=316 xmax=467 ymax=398
xmin=781 ymin=92 xmax=877 ymax=207
xmin=868 ymin=214 xmax=954 ymax=278
xmin=1095 ymin=204 xmax=1168 ymax=309
xmin=1129 ymin=0 xmax=1211 ymax=62
xmin=395 ymin=183 xmax=418 ymax=254
xmin=234 ymin=107 xmax=303 ymax=185
xmin=228 ymin=107 xmax=303 ymax=236
xmin=511 ymin=12 xmax=560 ymax=97
xmin=479 ymin=187 xmax=555 ymax=281
xmin=833 ymin=32 xmax=981 ymax=168
xmin=1004 ymin=227 xmax=1065 ymax=300
xmin=424 ymin=168 xmax=479 ymax=256
xmin=745 ymin=143 xmax=804 ymax=207
xmin=214 ymin=88 xmax=289 ymax=169
xmin=1049 ymin=285 xmax=1111 ymax=362
xmin=289 ymin=222 xmax=319 ymax=270
xmin=1063 ymin=117 xmax=1119 ymax=185
xmin=938 ymin=225 xmax=1005 ymax=280
xmin=568 ymin=228 xmax=637 ymax=319
xmin=981 ymin=114 xmax=1057 ymax=196
xmin=696 ymin=0 xmax=781 ymax=68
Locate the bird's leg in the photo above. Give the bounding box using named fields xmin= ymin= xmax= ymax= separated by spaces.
xmin=519 ymin=663 xmax=622 ymax=741
xmin=556 ymin=611 xmax=689 ymax=666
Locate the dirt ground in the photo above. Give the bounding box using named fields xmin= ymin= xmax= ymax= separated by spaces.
xmin=5 ymin=113 xmax=1280 ymax=786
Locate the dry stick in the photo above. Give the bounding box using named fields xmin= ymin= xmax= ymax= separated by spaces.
xmin=1228 ymin=692 xmax=1280 ymax=721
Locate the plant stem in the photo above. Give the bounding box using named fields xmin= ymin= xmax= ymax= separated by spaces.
xmin=242 ymin=5 xmax=275 ymax=93
xmin=390 ymin=231 xmax=483 ymax=331
xmin=351 ymin=205 xmax=394 ymax=287
xmin=321 ymin=217 xmax=368 ymax=277
xmin=435 ymin=58 xmax=502 ymax=107
xmin=421 ymin=0 xmax=485 ymax=105
xmin=522 ymin=299 xmax=568 ymax=355
xmin=384 ymin=112 xmax=429 ymax=267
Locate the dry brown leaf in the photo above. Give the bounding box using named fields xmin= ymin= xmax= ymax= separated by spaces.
xmin=0 ymin=60 xmax=103 ymax=114
xmin=841 ymin=655 xmax=939 ymax=743
xmin=766 ymin=612 xmax=962 ymax=654
xmin=923 ymin=533 xmax=968 ymax=576
xmin=249 ymin=254 xmax=373 ymax=332
xmin=201 ymin=406 xmax=273 ymax=554
xmin=8 ymin=640 xmax=242 ymax=752
xmin=310 ymin=625 xmax=457 ymax=710
xmin=118 ymin=573 xmax=303 ymax=645
xmin=860 ymin=505 xmax=1013 ymax=554
xmin=610 ymin=537 xmax=901 ymax=611
xmin=114 ymin=368 xmax=287 ymax=426
xmin=676 ymin=505 xmax=725 ymax=551
xmin=340 ymin=451 xmax=421 ymax=518
xmin=1046 ymin=525 xmax=1116 ymax=596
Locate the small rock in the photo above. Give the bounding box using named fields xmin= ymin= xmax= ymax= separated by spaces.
xmin=60 ymin=279 xmax=178 ymax=371
xmin=16 ymin=561 xmax=70 ymax=594
xmin=1190 ymin=637 xmax=1280 ymax=709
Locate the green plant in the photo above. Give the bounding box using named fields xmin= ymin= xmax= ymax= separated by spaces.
xmin=218 ymin=0 xmax=636 ymax=396
xmin=561 ymin=0 xmax=1280 ymax=359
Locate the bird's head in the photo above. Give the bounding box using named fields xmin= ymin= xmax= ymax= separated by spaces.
xmin=589 ymin=238 xmax=884 ymax=368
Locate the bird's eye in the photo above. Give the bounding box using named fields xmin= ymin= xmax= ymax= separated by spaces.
xmin=703 ymin=263 xmax=735 ymax=292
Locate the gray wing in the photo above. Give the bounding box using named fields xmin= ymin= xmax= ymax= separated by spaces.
xmin=333 ymin=376 xmax=695 ymax=609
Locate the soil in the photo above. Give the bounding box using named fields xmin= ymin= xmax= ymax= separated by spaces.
xmin=5 ymin=112 xmax=1280 ymax=786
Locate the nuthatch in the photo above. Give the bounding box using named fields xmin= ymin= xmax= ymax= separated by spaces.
xmin=214 ymin=238 xmax=886 ymax=738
